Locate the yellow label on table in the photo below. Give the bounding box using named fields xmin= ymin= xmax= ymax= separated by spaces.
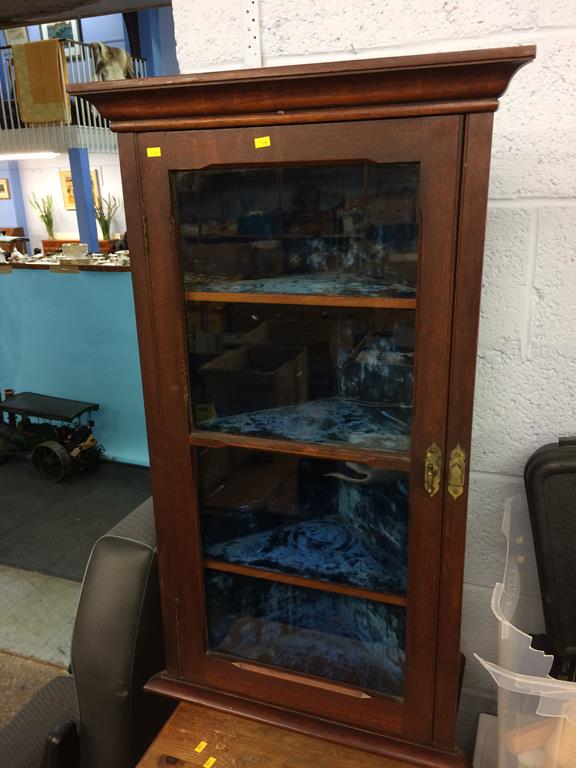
xmin=254 ymin=136 xmax=271 ymax=148
xmin=203 ymin=758 xmax=217 ymax=768
xmin=146 ymin=146 xmax=162 ymax=157
xmin=194 ymin=741 xmax=208 ymax=754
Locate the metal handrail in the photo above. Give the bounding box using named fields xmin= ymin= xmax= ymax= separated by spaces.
xmin=0 ymin=40 xmax=146 ymax=153
xmin=0 ymin=40 xmax=146 ymax=72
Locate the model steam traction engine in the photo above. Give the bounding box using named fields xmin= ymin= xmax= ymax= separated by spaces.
xmin=0 ymin=391 xmax=103 ymax=481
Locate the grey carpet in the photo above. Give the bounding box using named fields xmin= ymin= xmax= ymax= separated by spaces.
xmin=0 ymin=457 xmax=151 ymax=582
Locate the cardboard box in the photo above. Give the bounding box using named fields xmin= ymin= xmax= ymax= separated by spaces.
xmin=184 ymin=240 xmax=283 ymax=280
xmin=241 ymin=320 xmax=336 ymax=399
xmin=200 ymin=344 xmax=308 ymax=417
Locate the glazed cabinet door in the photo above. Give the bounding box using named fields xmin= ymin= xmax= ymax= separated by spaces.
xmin=134 ymin=116 xmax=462 ymax=743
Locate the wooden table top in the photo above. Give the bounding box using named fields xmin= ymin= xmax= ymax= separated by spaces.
xmin=138 ymin=702 xmax=413 ymax=768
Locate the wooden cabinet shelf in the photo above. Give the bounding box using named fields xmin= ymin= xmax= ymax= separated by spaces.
xmin=76 ymin=44 xmax=535 ymax=767
xmin=191 ymin=234 xmax=375 ymax=241
xmin=189 ymin=430 xmax=411 ymax=470
xmin=185 ymin=290 xmax=417 ymax=309
xmin=204 ymin=561 xmax=408 ymax=607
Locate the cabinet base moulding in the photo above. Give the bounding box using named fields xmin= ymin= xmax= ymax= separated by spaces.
xmin=145 ymin=674 xmax=471 ymax=768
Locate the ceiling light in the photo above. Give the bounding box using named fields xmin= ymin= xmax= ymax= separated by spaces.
xmin=0 ymin=152 xmax=61 ymax=161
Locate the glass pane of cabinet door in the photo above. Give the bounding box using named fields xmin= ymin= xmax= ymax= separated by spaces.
xmin=139 ymin=116 xmax=462 ymax=739
xmin=179 ymin=163 xmax=418 ymax=298
xmin=200 ymin=449 xmax=409 ymax=698
xmin=186 ymin=302 xmax=414 ymax=453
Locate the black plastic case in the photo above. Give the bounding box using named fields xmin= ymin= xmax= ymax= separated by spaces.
xmin=525 ymin=437 xmax=576 ymax=659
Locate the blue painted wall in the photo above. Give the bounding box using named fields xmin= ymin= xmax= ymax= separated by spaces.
xmin=0 ymin=270 xmax=149 ymax=466
xmin=80 ymin=14 xmax=126 ymax=48
xmin=0 ymin=162 xmax=28 ymax=233
xmin=68 ymin=148 xmax=99 ymax=252
xmin=138 ymin=7 xmax=179 ymax=76
xmin=157 ymin=8 xmax=180 ymax=75
xmin=137 ymin=9 xmax=161 ymax=76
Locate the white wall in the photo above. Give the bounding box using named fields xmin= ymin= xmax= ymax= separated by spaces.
xmin=19 ymin=154 xmax=126 ymax=252
xmin=171 ymin=0 xmax=576 ymax=755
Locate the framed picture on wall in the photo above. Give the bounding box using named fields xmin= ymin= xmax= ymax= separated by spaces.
xmin=40 ymin=19 xmax=82 ymax=59
xmin=3 ymin=27 xmax=29 ymax=46
xmin=0 ymin=179 xmax=11 ymax=200
xmin=59 ymin=169 xmax=100 ymax=211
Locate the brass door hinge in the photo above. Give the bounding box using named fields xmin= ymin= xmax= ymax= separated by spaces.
xmin=448 ymin=444 xmax=466 ymax=500
xmin=424 ymin=443 xmax=442 ymax=498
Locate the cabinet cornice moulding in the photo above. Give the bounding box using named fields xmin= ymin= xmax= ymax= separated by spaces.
xmin=70 ymin=45 xmax=535 ymax=132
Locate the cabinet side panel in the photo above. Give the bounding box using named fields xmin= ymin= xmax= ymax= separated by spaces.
xmin=117 ymin=132 xmax=182 ymax=676
xmin=432 ymin=112 xmax=494 ymax=749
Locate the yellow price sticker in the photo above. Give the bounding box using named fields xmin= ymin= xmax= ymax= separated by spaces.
xmin=204 ymin=758 xmax=217 ymax=768
xmin=194 ymin=741 xmax=208 ymax=754
xmin=254 ymin=136 xmax=271 ymax=149
xmin=146 ymin=146 xmax=162 ymax=157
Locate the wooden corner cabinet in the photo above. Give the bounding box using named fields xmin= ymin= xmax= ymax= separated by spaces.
xmin=73 ymin=46 xmax=535 ymax=767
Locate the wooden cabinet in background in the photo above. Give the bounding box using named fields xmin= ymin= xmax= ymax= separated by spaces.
xmin=74 ymin=45 xmax=535 ymax=768
xmin=0 ymin=227 xmax=27 ymax=255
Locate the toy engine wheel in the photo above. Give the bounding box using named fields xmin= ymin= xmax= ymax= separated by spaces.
xmin=32 ymin=441 xmax=73 ymax=482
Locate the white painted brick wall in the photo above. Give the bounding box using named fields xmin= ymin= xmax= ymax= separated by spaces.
xmin=172 ymin=0 xmax=576 ymax=755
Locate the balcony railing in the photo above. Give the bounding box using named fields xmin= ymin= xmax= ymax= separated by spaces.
xmin=0 ymin=40 xmax=146 ymax=154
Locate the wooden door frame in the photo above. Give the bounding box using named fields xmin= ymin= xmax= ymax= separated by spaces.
xmin=119 ymin=115 xmax=464 ymax=746
xmin=431 ymin=112 xmax=495 ymax=749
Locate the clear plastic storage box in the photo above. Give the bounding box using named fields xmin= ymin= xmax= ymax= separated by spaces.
xmin=476 ymin=497 xmax=576 ymax=768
